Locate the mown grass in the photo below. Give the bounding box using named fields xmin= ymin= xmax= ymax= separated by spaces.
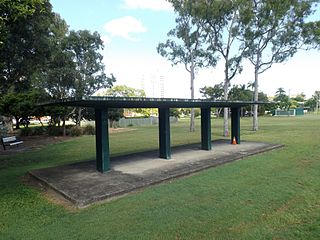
xmin=0 ymin=115 xmax=319 ymax=239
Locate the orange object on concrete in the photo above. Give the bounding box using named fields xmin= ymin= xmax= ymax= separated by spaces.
xmin=232 ymin=137 xmax=237 ymax=145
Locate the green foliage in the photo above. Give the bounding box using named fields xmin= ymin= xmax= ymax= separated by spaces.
xmin=274 ymin=88 xmax=290 ymax=110
xmin=33 ymin=14 xmax=77 ymax=100
xmin=193 ymin=0 xmax=245 ymax=87
xmin=67 ymin=30 xmax=114 ymax=99
xmin=1 ymin=1 xmax=116 ymax=128
xmin=69 ymin=125 xmax=83 ymax=137
xmin=0 ymin=90 xmax=48 ymax=129
xmin=291 ymin=92 xmax=306 ymax=103
xmin=305 ymin=90 xmax=320 ymax=112
xmin=238 ymin=0 xmax=318 ymax=129
xmin=108 ymin=108 xmax=124 ymax=128
xmin=100 ymin=85 xmax=150 ymax=120
xmin=228 ymin=84 xmax=252 ymax=101
xmin=170 ymin=108 xmax=181 ymax=118
xmin=102 ymin=85 xmax=146 ymax=98
xmin=47 ymin=126 xmax=64 ymax=136
xmin=20 ymin=126 xmax=46 ymax=136
xmin=83 ymin=125 xmax=95 ymax=135
xmin=0 ymin=0 xmax=54 ymax=94
xmin=157 ymin=0 xmax=217 ymax=131
xmin=200 ymin=83 xmax=224 ymax=100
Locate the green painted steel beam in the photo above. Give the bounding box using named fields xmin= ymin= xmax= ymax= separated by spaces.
xmin=231 ymin=107 xmax=241 ymax=144
xmin=158 ymin=107 xmax=171 ymax=159
xmin=95 ymin=108 xmax=110 ymax=172
xmin=201 ymin=107 xmax=212 ymax=150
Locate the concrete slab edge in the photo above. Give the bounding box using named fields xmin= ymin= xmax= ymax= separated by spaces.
xmin=28 ymin=142 xmax=284 ymax=208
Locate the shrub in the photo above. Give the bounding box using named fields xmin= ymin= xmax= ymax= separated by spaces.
xmin=83 ymin=125 xmax=95 ymax=135
xmin=70 ymin=126 xmax=83 ymax=137
xmin=20 ymin=127 xmax=33 ymax=136
xmin=33 ymin=126 xmax=45 ymax=135
xmin=47 ymin=126 xmax=64 ymax=136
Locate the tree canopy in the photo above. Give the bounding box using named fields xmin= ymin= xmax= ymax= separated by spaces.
xmin=157 ymin=0 xmax=216 ymax=131
xmin=0 ymin=0 xmax=114 ymax=130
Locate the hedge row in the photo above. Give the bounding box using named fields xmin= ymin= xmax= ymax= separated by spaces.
xmin=19 ymin=125 xmax=95 ymax=137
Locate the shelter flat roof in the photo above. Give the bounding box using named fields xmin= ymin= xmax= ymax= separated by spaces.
xmin=42 ymin=97 xmax=268 ymax=109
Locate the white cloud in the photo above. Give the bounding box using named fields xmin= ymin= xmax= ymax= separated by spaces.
xmin=101 ymin=35 xmax=111 ymax=45
xmin=122 ymin=0 xmax=173 ymax=11
xmin=103 ymin=16 xmax=147 ymax=41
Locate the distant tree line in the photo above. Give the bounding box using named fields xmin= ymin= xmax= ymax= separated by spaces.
xmin=201 ymin=83 xmax=320 ymax=116
xmin=273 ymin=88 xmax=320 ymax=113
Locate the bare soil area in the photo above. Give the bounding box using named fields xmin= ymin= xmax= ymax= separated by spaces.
xmin=0 ymin=135 xmax=71 ymax=156
xmin=0 ymin=128 xmax=135 ymax=156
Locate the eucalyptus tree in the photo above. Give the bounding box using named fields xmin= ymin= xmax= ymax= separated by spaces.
xmin=157 ymin=0 xmax=215 ymax=131
xmin=240 ymin=0 xmax=319 ymax=131
xmin=194 ymin=0 xmax=246 ymax=136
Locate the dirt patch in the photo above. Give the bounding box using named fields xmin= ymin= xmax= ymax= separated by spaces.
xmin=0 ymin=128 xmax=136 ymax=156
xmin=0 ymin=135 xmax=71 ymax=156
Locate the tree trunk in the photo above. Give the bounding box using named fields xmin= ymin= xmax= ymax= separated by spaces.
xmin=3 ymin=116 xmax=13 ymax=134
xmin=189 ymin=64 xmax=195 ymax=132
xmin=223 ymin=79 xmax=229 ymax=137
xmin=76 ymin=107 xmax=82 ymax=126
xmin=253 ymin=65 xmax=259 ymax=131
xmin=62 ymin=115 xmax=66 ymax=136
xmin=14 ymin=116 xmax=20 ymax=129
xmin=37 ymin=117 xmax=44 ymax=127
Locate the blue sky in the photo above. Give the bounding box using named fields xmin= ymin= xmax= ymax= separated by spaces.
xmin=51 ymin=0 xmax=320 ymax=98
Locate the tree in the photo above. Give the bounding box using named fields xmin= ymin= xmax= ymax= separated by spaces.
xmin=302 ymin=20 xmax=320 ymax=49
xmin=33 ymin=14 xmax=76 ymax=99
xmin=274 ymin=88 xmax=290 ymax=110
xmin=200 ymin=82 xmax=224 ymax=117
xmin=0 ymin=90 xmax=47 ymax=129
xmin=229 ymin=84 xmax=252 ymax=101
xmin=305 ymin=91 xmax=320 ymax=112
xmin=240 ymin=0 xmax=319 ymax=131
xmin=0 ymin=0 xmax=56 ymax=131
xmin=313 ymin=91 xmax=320 ymax=113
xmin=0 ymin=0 xmax=53 ymax=94
xmin=100 ymin=85 xmax=151 ymax=124
xmin=0 ymin=0 xmax=46 ymax=45
xmin=291 ymin=92 xmax=306 ymax=103
xmin=194 ymin=0 xmax=246 ymax=136
xmin=67 ymin=30 xmax=115 ymax=125
xmin=102 ymin=85 xmax=146 ymax=98
xmin=200 ymin=82 xmax=224 ymax=100
xmin=157 ymin=1 xmax=215 ymax=131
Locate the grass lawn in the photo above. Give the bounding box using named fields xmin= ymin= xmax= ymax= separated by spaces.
xmin=0 ymin=115 xmax=319 ymax=239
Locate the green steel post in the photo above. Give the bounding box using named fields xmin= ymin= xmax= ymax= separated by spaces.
xmin=95 ymin=108 xmax=110 ymax=172
xmin=201 ymin=107 xmax=212 ymax=150
xmin=158 ymin=107 xmax=171 ymax=159
xmin=231 ymin=107 xmax=240 ymax=144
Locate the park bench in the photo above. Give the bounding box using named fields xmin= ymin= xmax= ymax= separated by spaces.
xmin=1 ymin=136 xmax=23 ymax=150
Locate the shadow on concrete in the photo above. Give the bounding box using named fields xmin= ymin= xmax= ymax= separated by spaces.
xmin=28 ymin=140 xmax=283 ymax=207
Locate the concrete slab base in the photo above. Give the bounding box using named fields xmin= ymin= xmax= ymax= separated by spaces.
xmin=28 ymin=140 xmax=283 ymax=207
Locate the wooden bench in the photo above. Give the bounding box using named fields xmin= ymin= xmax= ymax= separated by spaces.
xmin=1 ymin=136 xmax=23 ymax=150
